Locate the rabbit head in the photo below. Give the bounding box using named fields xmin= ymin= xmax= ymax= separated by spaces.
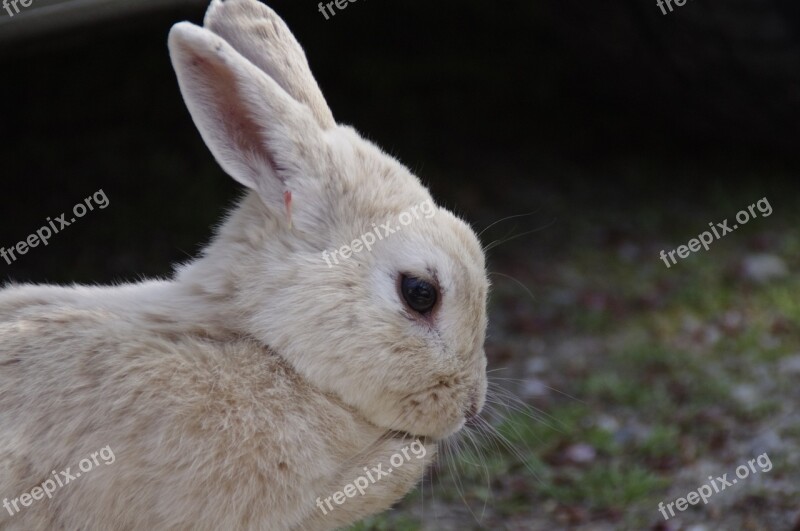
xmin=169 ymin=0 xmax=488 ymax=441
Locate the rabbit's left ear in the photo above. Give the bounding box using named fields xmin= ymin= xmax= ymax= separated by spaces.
xmin=204 ymin=0 xmax=336 ymax=130
xmin=168 ymin=22 xmax=329 ymax=224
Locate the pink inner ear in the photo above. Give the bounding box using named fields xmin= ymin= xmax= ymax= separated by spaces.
xmin=283 ymin=190 xmax=293 ymax=228
xmin=192 ymin=53 xmax=265 ymax=160
xmin=182 ymin=41 xmax=284 ymax=190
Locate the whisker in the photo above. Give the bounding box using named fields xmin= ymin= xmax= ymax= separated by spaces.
xmin=478 ymin=210 xmax=542 ymax=239
xmin=487 ymin=271 xmax=537 ymax=303
xmin=489 ymin=376 xmax=587 ymax=404
xmin=484 ymin=218 xmax=556 ymax=252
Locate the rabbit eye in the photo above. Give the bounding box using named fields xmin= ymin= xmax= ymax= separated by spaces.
xmin=400 ymin=275 xmax=438 ymax=314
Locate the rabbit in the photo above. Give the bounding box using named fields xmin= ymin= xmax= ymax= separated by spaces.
xmin=0 ymin=0 xmax=489 ymax=529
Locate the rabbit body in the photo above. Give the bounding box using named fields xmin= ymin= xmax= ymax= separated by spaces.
xmin=0 ymin=1 xmax=488 ymax=529
xmin=0 ymin=279 xmax=432 ymax=531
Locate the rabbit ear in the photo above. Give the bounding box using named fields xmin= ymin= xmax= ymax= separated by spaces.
xmin=168 ymin=22 xmax=327 ymax=214
xmin=203 ymin=0 xmax=336 ymax=130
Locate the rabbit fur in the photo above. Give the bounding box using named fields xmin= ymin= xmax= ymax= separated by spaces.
xmin=0 ymin=0 xmax=489 ymax=529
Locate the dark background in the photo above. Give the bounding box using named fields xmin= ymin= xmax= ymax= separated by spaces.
xmin=2 ymin=2 xmax=799 ymax=529
xmin=1 ymin=0 xmax=798 ymax=284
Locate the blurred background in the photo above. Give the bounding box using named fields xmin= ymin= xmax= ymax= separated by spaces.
xmin=1 ymin=1 xmax=798 ymax=529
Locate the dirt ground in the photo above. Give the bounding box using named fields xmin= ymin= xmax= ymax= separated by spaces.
xmin=350 ymin=169 xmax=800 ymax=531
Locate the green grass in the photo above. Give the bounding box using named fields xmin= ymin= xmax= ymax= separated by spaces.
xmin=539 ymin=463 xmax=667 ymax=509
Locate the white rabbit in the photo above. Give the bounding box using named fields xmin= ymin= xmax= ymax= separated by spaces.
xmin=0 ymin=0 xmax=489 ymax=529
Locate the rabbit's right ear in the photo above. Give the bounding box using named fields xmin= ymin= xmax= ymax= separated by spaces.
xmin=168 ymin=22 xmax=328 ymax=219
xmin=204 ymin=0 xmax=335 ymax=130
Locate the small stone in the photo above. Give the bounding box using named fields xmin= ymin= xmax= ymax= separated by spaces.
xmin=564 ymin=443 xmax=596 ymax=464
xmin=741 ymin=254 xmax=788 ymax=283
xmin=779 ymin=355 xmax=800 ymax=374
xmin=732 ymin=384 xmax=759 ymax=406
xmin=525 ymin=355 xmax=549 ymax=374
xmin=594 ymin=414 xmax=620 ymax=432
xmin=748 ymin=429 xmax=782 ymax=455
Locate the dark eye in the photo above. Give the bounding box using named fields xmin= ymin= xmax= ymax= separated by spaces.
xmin=400 ymin=275 xmax=438 ymax=314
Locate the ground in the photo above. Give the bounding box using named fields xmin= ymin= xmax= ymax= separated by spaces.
xmin=347 ymin=172 xmax=800 ymax=531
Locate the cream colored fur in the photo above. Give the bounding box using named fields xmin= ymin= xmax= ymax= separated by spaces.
xmin=0 ymin=1 xmax=488 ymax=529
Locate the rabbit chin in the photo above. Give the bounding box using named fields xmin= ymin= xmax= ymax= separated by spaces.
xmin=438 ymin=418 xmax=467 ymax=440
